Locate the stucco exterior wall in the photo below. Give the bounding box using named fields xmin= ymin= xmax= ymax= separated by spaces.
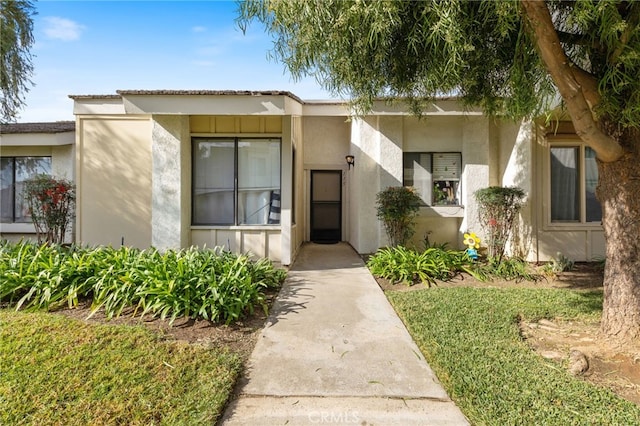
xmin=460 ymin=117 xmax=491 ymax=243
xmin=151 ymin=115 xmax=191 ymax=250
xmin=76 ymin=116 xmax=152 ymax=248
xmin=403 ymin=116 xmax=463 ymax=152
xmin=498 ymin=119 xmax=537 ymax=260
xmin=349 ymin=117 xmax=383 ymax=253
xmin=303 ymin=116 xmax=350 ymax=244
xmin=348 ymin=115 xmax=501 ymax=252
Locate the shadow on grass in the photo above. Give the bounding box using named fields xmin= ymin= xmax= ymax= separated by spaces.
xmin=567 ymin=289 xmax=604 ymax=316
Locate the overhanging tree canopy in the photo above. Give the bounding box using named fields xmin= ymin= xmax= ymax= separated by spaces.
xmin=238 ymin=0 xmax=640 ymax=342
xmin=0 ymin=0 xmax=36 ymax=123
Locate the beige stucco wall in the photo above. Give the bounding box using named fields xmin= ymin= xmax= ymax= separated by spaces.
xmin=403 ymin=116 xmax=463 ymax=152
xmin=76 ymin=116 xmax=152 ymax=248
xmin=496 ymin=119 xmax=537 ymax=260
xmin=347 ymin=115 xmax=500 ymax=253
xmin=151 ymin=115 xmax=191 ymax=250
xmin=303 ymin=116 xmax=351 ymax=243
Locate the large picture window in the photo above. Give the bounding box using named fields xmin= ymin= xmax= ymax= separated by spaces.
xmin=550 ymin=145 xmax=601 ymax=223
xmin=1 ymin=156 xmax=52 ymax=223
xmin=193 ymin=138 xmax=281 ymax=225
xmin=403 ymin=152 xmax=462 ymax=206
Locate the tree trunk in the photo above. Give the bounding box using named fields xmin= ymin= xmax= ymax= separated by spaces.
xmin=598 ymin=133 xmax=640 ymax=342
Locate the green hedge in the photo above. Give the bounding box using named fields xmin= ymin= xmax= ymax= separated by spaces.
xmin=0 ymin=241 xmax=286 ymax=324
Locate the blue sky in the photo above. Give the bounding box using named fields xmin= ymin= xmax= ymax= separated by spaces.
xmin=20 ymin=0 xmax=333 ymax=122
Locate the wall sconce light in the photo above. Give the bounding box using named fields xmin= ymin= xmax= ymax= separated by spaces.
xmin=345 ymin=155 xmax=355 ymax=169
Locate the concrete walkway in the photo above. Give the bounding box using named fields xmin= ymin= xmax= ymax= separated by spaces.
xmin=220 ymin=243 xmax=469 ymax=425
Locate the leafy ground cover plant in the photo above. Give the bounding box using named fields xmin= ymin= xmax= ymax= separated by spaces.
xmin=0 ymin=310 xmax=242 ymax=425
xmin=388 ymin=288 xmax=640 ymax=425
xmin=367 ymin=246 xmax=470 ymax=286
xmin=0 ymin=241 xmax=286 ymax=324
xmin=468 ymin=256 xmax=543 ymax=282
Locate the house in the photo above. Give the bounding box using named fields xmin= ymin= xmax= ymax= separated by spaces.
xmin=0 ymin=121 xmax=76 ymax=242
xmin=1 ymin=90 xmax=604 ymax=264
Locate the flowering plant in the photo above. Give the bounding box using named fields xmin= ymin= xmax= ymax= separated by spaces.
xmin=22 ymin=174 xmax=75 ymax=244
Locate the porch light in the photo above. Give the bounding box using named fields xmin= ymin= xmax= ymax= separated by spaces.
xmin=345 ymin=155 xmax=355 ymax=169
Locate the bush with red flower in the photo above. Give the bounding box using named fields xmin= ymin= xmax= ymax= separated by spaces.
xmin=22 ymin=175 xmax=75 ymax=244
xmin=474 ymin=186 xmax=525 ymax=261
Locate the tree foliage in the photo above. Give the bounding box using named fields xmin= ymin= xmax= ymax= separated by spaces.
xmin=238 ymin=0 xmax=640 ymax=158
xmin=0 ymin=0 xmax=36 ymax=123
xmin=239 ymin=0 xmax=640 ymax=341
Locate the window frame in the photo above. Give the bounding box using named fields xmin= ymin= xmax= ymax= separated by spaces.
xmin=1 ymin=156 xmax=52 ymax=224
xmin=402 ymin=151 xmax=462 ymax=207
xmin=191 ymin=137 xmax=282 ymax=226
xmin=546 ymin=141 xmax=602 ymax=227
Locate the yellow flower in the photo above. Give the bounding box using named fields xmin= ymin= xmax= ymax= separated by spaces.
xmin=463 ymin=232 xmax=480 ymax=249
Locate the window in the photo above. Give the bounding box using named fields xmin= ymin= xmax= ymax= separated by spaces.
xmin=403 ymin=152 xmax=462 ymax=206
xmin=550 ymin=145 xmax=601 ymax=223
xmin=193 ymin=138 xmax=281 ymax=225
xmin=1 ymin=157 xmax=52 ymax=223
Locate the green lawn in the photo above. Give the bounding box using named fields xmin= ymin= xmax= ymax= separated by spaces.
xmin=0 ymin=310 xmax=242 ymax=425
xmin=388 ymin=287 xmax=640 ymax=425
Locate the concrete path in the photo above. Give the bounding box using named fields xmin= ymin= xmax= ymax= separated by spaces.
xmin=220 ymin=243 xmax=469 ymax=425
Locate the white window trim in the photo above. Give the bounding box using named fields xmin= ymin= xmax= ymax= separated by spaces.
xmin=0 ymin=223 xmax=37 ymax=233
xmin=403 ymin=151 xmax=463 ymax=207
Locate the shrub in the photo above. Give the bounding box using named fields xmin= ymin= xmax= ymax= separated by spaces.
xmin=474 ymin=186 xmax=525 ymax=261
xmin=0 ymin=241 xmax=286 ymax=324
xmin=541 ymin=252 xmax=575 ymax=275
xmin=467 ymin=256 xmax=542 ymax=282
xmin=22 ymin=175 xmax=75 ymax=244
xmin=376 ymin=186 xmax=422 ymax=247
xmin=367 ymin=246 xmax=470 ymax=286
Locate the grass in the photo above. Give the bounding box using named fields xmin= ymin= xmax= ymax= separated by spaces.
xmin=387 ymin=287 xmax=640 ymax=425
xmin=0 ymin=310 xmax=242 ymax=425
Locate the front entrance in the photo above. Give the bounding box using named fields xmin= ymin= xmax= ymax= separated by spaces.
xmin=310 ymin=170 xmax=342 ymax=243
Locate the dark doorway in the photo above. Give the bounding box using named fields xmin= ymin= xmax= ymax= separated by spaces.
xmin=310 ymin=170 xmax=342 ymax=243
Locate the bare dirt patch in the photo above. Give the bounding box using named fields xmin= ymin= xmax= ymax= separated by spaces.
xmin=52 ymin=286 xmax=280 ymax=362
xmin=377 ymin=263 xmax=640 ymax=406
xmin=521 ymin=318 xmax=640 ymax=405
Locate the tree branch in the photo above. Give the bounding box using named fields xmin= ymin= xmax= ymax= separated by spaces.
xmin=609 ymin=1 xmax=640 ymax=65
xmin=520 ymin=0 xmax=624 ymax=162
xmin=557 ymin=30 xmax=599 ymax=48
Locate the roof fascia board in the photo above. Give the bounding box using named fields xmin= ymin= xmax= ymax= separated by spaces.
xmin=73 ymin=98 xmax=126 ymax=115
xmin=120 ymin=94 xmax=301 ymax=116
xmin=0 ymin=132 xmax=75 ymax=146
xmin=303 ymin=99 xmax=482 ymax=116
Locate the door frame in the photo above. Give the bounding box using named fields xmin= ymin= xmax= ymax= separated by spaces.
xmin=305 ymin=168 xmax=347 ymax=242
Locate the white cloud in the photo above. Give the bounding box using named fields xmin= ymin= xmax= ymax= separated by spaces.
xmin=192 ymin=26 xmax=207 ymax=33
xmin=43 ymin=17 xmax=86 ymax=41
